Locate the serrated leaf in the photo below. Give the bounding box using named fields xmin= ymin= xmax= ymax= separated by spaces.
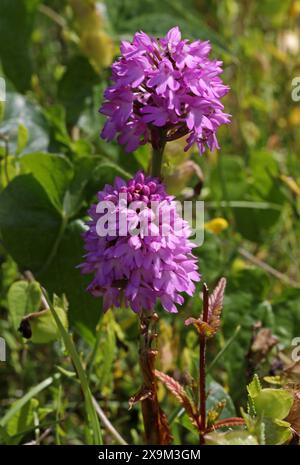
xmin=155 ymin=370 xmax=198 ymax=428
xmin=247 ymin=374 xmax=262 ymax=400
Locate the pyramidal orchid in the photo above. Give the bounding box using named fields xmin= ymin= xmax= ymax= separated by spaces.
xmin=80 ymin=171 xmax=200 ymax=314
xmin=100 ymin=26 xmax=230 ymax=156
xmin=82 ymin=26 xmax=230 ymax=445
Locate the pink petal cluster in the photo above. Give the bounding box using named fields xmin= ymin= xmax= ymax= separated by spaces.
xmin=80 ymin=172 xmax=200 ymax=313
xmin=100 ymin=26 xmax=230 ymax=154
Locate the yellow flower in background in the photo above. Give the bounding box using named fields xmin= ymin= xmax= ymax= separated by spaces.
xmin=69 ymin=0 xmax=114 ymax=71
xmin=205 ymin=217 xmax=229 ymax=234
xmin=288 ymin=107 xmax=300 ymax=126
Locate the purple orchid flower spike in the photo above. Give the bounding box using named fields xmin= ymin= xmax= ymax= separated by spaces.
xmin=99 ymin=26 xmax=230 ymax=154
xmin=80 ymin=172 xmax=200 ymax=314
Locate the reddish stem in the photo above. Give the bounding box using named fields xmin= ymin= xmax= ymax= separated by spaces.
xmin=199 ymin=283 xmax=209 ymax=445
xmin=139 ymin=311 xmax=161 ymax=444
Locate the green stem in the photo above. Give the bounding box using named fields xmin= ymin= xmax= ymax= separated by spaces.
xmin=151 ymin=145 xmax=165 ymax=178
xmin=150 ymin=127 xmax=166 ymax=178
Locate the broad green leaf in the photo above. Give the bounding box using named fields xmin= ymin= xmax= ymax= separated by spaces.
xmin=40 ymin=220 xmax=102 ymax=339
xmin=272 ymin=289 xmax=300 ymax=345
xmin=58 ymin=55 xmax=99 ymax=126
xmin=254 ymin=389 xmax=294 ymax=420
xmin=0 ymin=173 xmax=102 ymax=337
xmin=206 ymin=379 xmax=236 ymax=420
xmin=0 ymin=1 xmax=39 ymax=92
xmin=222 ymin=269 xmax=273 ymax=402
xmin=20 ymin=152 xmax=73 ymax=213
xmin=29 ymin=306 xmax=68 ymax=344
xmin=0 ymin=93 xmax=49 ymax=154
xmin=7 ymin=280 xmax=41 ymax=330
xmin=92 ymin=160 xmax=133 ymax=187
xmin=263 ymin=418 xmax=292 ymax=445
xmin=0 ymin=174 xmax=61 ymax=271
xmin=206 ymin=430 xmax=258 ymax=445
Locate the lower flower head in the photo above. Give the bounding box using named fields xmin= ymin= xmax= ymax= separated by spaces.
xmin=80 ymin=172 xmax=200 ymax=313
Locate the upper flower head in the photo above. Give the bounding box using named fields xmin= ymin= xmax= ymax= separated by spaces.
xmin=80 ymin=172 xmax=200 ymax=314
xmin=100 ymin=26 xmax=230 ymax=154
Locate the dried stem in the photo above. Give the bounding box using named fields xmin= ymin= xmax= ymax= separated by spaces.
xmin=199 ymin=283 xmax=209 ymax=445
xmin=138 ymin=310 xmax=162 ymax=444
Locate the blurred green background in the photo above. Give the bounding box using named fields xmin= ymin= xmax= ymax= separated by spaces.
xmin=0 ymin=0 xmax=300 ymax=445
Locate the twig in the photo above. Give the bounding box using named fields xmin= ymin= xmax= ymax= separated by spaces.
xmin=23 ymin=270 xmax=49 ymax=310
xmin=38 ymin=4 xmax=66 ymax=28
xmin=238 ymin=247 xmax=300 ymax=288
xmin=92 ymin=397 xmax=128 ymax=445
xmin=23 ymin=427 xmax=52 ymax=445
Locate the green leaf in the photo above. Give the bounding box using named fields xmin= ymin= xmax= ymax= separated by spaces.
xmin=5 ymin=398 xmax=38 ymax=444
xmin=16 ymin=123 xmax=29 ymax=155
xmin=0 ymin=93 xmax=49 ymax=154
xmin=254 ymin=389 xmax=294 ymax=420
xmin=0 ymin=174 xmax=61 ymax=271
xmin=222 ymin=269 xmax=273 ymax=402
xmin=206 ymin=430 xmax=258 ymax=445
xmin=206 ymin=379 xmax=236 ymax=420
xmin=7 ymin=280 xmax=41 ymax=330
xmin=20 ymin=152 xmax=73 ymax=213
xmin=29 ymin=306 xmax=68 ymax=344
xmin=263 ymin=418 xmax=292 ymax=445
xmin=0 ymin=375 xmax=57 ymax=427
xmin=92 ymin=160 xmax=133 ymax=187
xmin=272 ymin=289 xmax=300 ymax=345
xmin=58 ymin=55 xmax=99 ymax=126
xmin=45 ymin=292 xmax=103 ymax=445
xmin=0 ymin=172 xmax=102 ymax=337
xmin=0 ymin=1 xmax=39 ymax=92
xmin=95 ymin=312 xmax=116 ymax=396
xmin=40 ymin=219 xmax=102 ymax=339
xmin=247 ymin=374 xmax=262 ymax=400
